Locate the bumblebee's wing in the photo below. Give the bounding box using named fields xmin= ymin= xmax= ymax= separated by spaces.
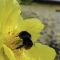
xmin=15 ymin=39 xmax=23 ymax=49
xmin=17 ymin=18 xmax=44 ymax=41
xmin=24 ymin=43 xmax=56 ymax=60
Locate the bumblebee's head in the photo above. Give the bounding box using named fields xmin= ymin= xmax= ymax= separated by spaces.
xmin=18 ymin=31 xmax=31 ymax=39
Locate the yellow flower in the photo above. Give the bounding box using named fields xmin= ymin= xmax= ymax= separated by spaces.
xmin=0 ymin=0 xmax=56 ymax=60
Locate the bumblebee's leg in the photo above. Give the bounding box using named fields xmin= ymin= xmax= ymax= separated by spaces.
xmin=16 ymin=45 xmax=24 ymax=49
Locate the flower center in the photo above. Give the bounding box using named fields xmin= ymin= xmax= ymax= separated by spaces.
xmin=4 ymin=30 xmax=24 ymax=58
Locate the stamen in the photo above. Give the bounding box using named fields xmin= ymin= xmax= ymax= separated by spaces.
xmin=4 ymin=30 xmax=24 ymax=58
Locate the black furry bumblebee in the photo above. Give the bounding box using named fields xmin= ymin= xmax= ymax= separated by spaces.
xmin=16 ymin=31 xmax=33 ymax=50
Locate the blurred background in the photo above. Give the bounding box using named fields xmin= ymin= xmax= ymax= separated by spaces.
xmin=17 ymin=0 xmax=60 ymax=60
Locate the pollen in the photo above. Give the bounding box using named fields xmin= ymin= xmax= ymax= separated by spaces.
xmin=4 ymin=30 xmax=24 ymax=59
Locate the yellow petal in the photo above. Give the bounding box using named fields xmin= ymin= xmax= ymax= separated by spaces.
xmin=39 ymin=57 xmax=42 ymax=60
xmin=0 ymin=0 xmax=22 ymax=33
xmin=24 ymin=43 xmax=56 ymax=60
xmin=0 ymin=33 xmax=4 ymax=48
xmin=17 ymin=18 xmax=44 ymax=41
xmin=38 ymin=45 xmax=56 ymax=60
xmin=3 ymin=44 xmax=16 ymax=60
xmin=0 ymin=48 xmax=4 ymax=60
xmin=16 ymin=15 xmax=23 ymax=29
xmin=0 ymin=0 xmax=5 ymax=32
xmin=20 ymin=52 xmax=36 ymax=60
xmin=0 ymin=48 xmax=9 ymax=60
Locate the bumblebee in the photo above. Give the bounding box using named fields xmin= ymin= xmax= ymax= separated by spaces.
xmin=16 ymin=31 xmax=33 ymax=50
